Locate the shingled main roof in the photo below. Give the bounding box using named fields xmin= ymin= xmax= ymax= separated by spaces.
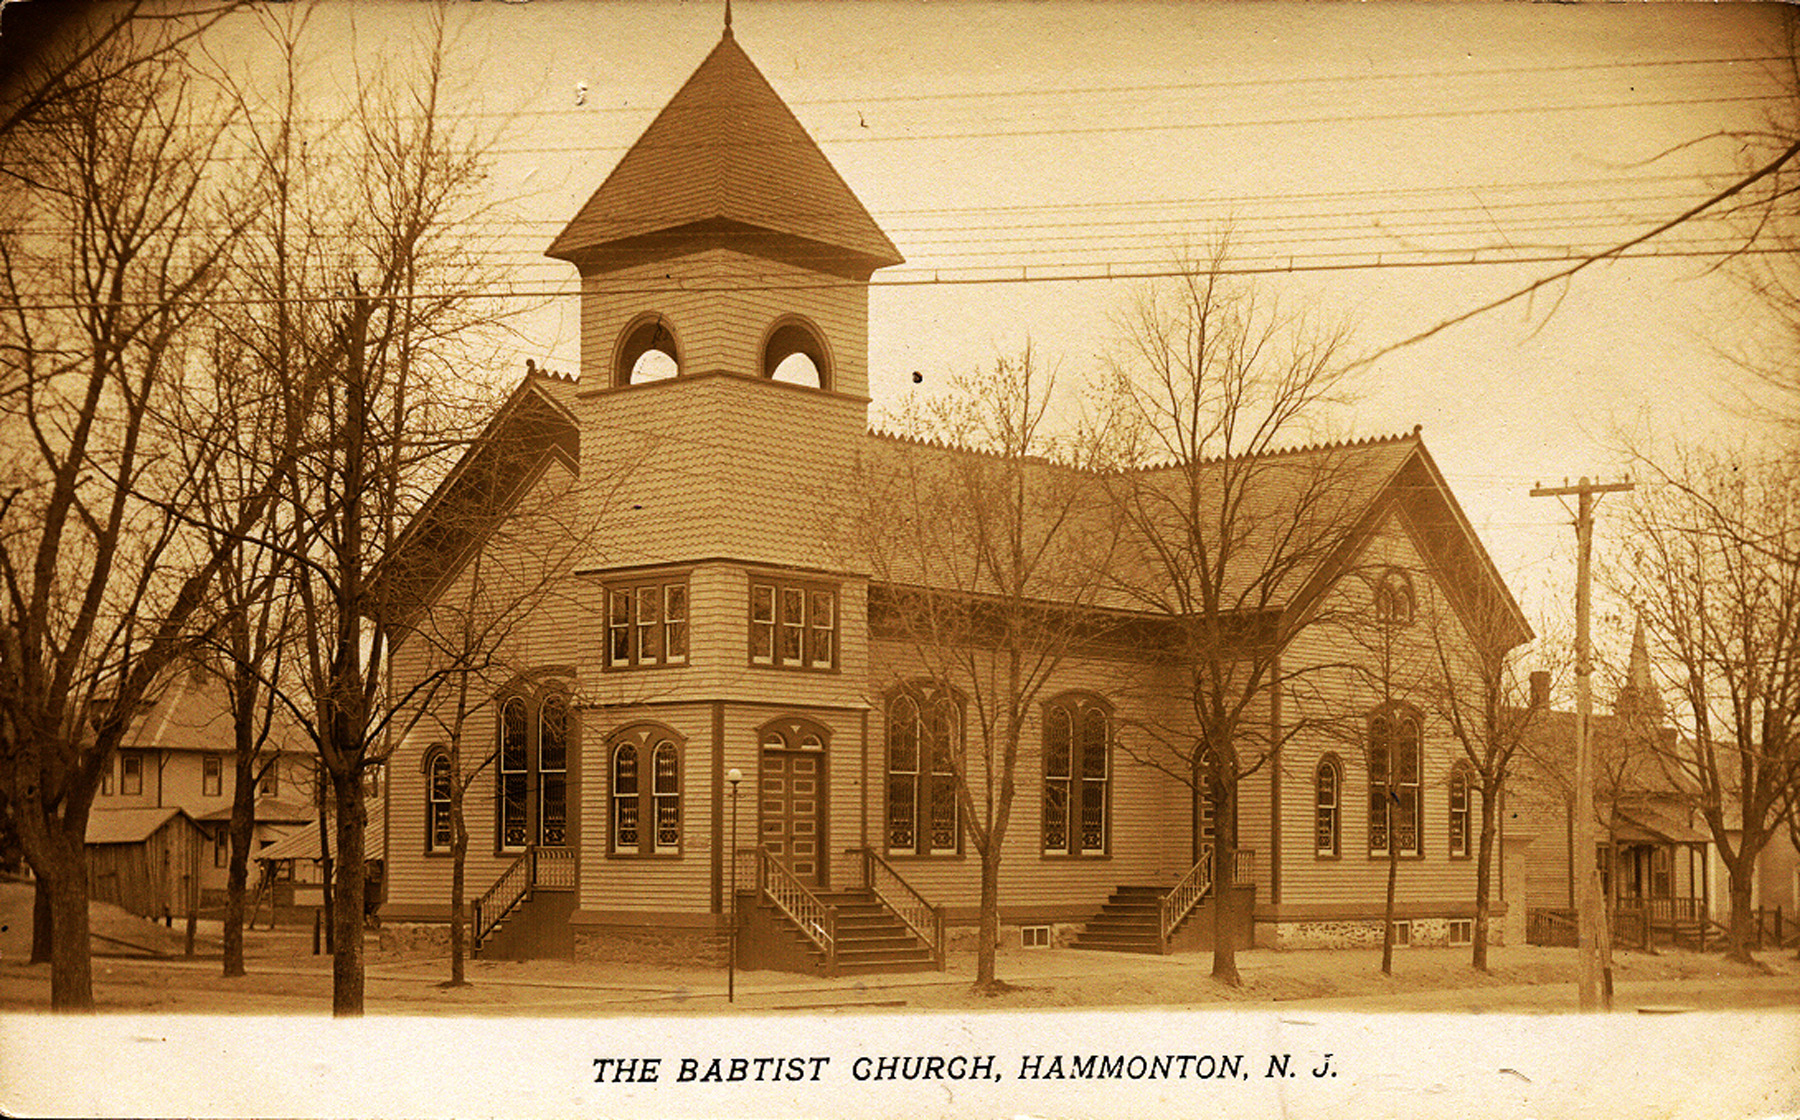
xmin=547 ymin=30 xmax=904 ymax=272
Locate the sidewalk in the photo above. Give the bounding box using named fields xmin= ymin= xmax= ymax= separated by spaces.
xmin=55 ymin=935 xmax=1798 ymax=1016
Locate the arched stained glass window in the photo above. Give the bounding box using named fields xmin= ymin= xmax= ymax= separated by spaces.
xmin=1043 ymin=694 xmax=1111 ymax=856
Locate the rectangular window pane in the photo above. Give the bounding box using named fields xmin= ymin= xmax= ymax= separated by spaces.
xmin=809 ymin=590 xmax=834 ymax=667
xmin=751 ymin=585 xmax=775 ymax=662
xmin=121 ymin=755 xmax=142 ymax=796
xmin=203 ymin=756 xmax=222 ymax=797
xmin=609 ymin=590 xmax=632 ymax=665
xmin=665 ymin=584 xmax=687 ymax=661
xmin=1079 ymin=781 xmax=1106 ymax=853
xmin=780 ymin=587 xmax=804 ymax=662
xmin=540 ymin=776 xmax=567 ymax=847
xmin=637 ymin=585 xmax=662 ymax=662
xmin=501 ymin=774 xmax=528 ymax=849
xmin=1044 ymin=780 xmax=1068 ymax=853
xmin=886 ymin=780 xmax=915 ymax=852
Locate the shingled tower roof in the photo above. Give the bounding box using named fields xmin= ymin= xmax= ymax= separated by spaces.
xmin=547 ymin=29 xmax=904 ymax=273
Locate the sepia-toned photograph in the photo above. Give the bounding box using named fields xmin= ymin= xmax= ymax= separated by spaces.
xmin=0 ymin=1 xmax=1796 ymax=1116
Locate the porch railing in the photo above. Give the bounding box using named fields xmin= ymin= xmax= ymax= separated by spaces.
xmin=1159 ymin=845 xmax=1215 ymax=946
xmin=752 ymin=848 xmax=837 ymax=961
xmin=1619 ymin=896 xmax=1705 ymax=925
xmin=859 ymin=848 xmax=946 ymax=968
xmin=473 ymin=849 xmax=533 ymax=949
xmin=471 ymin=846 xmax=573 ymax=950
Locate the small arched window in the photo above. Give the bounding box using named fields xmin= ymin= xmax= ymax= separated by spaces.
xmin=609 ymin=724 xmax=683 ymax=855
xmin=615 ymin=315 xmax=681 ymax=386
xmin=1374 ymin=568 xmax=1416 ymax=626
xmin=885 ymin=687 xmax=961 ymax=856
xmin=1449 ymin=763 xmax=1474 ymax=860
xmin=1043 ymin=694 xmax=1111 ymax=857
xmin=425 ymin=747 xmax=452 ymax=853
xmin=762 ymin=317 xmax=830 ymax=389
xmin=1315 ymin=754 xmax=1342 ymax=858
xmin=1369 ymin=705 xmax=1422 ymax=857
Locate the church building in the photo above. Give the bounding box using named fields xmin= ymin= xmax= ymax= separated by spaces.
xmin=374 ymin=23 xmax=1531 ymax=973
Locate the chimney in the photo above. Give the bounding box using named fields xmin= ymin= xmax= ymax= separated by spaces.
xmin=1529 ymin=670 xmax=1551 ymax=710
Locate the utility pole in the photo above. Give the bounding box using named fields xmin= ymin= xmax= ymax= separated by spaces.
xmin=1531 ymin=476 xmax=1633 ymax=1012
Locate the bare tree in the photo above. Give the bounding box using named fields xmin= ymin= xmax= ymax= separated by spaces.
xmin=1100 ymin=240 xmax=1370 ymax=987
xmin=853 ymin=349 xmax=1119 ymax=993
xmin=0 ymin=19 xmax=262 ymax=1010
xmin=1612 ymin=445 xmax=1800 ymax=963
xmin=200 ymin=3 xmax=511 ymax=1015
xmin=1424 ymin=575 xmax=1543 ymax=971
xmin=377 ymin=374 xmax=602 ymax=988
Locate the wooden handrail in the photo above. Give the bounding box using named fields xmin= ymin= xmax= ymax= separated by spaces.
xmin=473 ymin=848 xmax=535 ymax=948
xmin=754 ymin=849 xmax=837 ymax=962
xmin=1158 ymin=843 xmax=1215 ymax=947
xmin=859 ymin=848 xmax=946 ymax=967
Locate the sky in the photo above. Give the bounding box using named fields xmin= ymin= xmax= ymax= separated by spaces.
xmin=200 ymin=0 xmax=1792 ymax=670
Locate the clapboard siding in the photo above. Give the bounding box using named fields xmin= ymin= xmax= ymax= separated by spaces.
xmin=857 ymin=641 xmax=1193 ymax=913
xmin=581 ymin=250 xmax=870 ymax=398
xmin=1273 ymin=514 xmax=1483 ymax=913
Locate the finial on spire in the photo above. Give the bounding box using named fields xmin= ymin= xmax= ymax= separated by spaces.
xmin=724 ymin=0 xmax=733 ymax=37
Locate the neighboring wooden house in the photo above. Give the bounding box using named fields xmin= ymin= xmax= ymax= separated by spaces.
xmin=374 ymin=25 xmax=1531 ymax=972
xmin=87 ymin=672 xmax=326 ymax=906
xmin=1510 ymin=624 xmax=1716 ymax=947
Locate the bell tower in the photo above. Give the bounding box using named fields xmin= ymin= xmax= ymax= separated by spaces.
xmin=548 ymin=25 xmax=902 ymax=400
xmin=548 ymin=22 xmax=902 ymax=592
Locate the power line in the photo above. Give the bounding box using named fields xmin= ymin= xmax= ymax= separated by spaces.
xmin=2 ymin=242 xmax=1785 ymax=315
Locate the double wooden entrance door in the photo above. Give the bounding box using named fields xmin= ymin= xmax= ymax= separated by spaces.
xmin=759 ymin=746 xmax=824 ymax=886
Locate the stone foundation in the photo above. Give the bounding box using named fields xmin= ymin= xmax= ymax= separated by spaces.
xmin=944 ymin=921 xmax=1085 ymax=952
xmin=377 ymin=922 xmax=452 ymax=954
xmin=1262 ymin=916 xmax=1502 ymax=950
xmin=574 ymin=927 xmax=728 ymax=967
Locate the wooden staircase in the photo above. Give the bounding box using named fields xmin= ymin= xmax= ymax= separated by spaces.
xmin=793 ymin=888 xmax=939 ymax=974
xmin=1071 ymin=885 xmax=1178 ymax=954
xmin=735 ymin=848 xmax=945 ymax=976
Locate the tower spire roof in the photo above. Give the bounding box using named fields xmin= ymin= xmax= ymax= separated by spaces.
xmin=547 ymin=32 xmax=903 ymax=272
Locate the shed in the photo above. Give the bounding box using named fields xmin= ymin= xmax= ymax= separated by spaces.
xmin=86 ymin=807 xmax=206 ymax=920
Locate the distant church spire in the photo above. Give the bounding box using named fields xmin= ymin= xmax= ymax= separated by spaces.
xmin=1615 ymin=617 xmax=1662 ymax=723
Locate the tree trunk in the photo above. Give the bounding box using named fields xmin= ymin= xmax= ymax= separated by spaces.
xmin=329 ymin=769 xmax=366 ymax=1016
xmin=1472 ymin=784 xmax=1497 ymax=972
xmin=31 ymin=875 xmax=52 ymax=965
xmin=222 ymin=749 xmax=257 ymax=977
xmin=1726 ymin=867 xmax=1755 ymax=965
xmin=1381 ymin=831 xmax=1398 ymax=976
xmin=974 ymin=845 xmax=1001 ymax=990
xmin=1210 ymin=779 xmax=1240 ymax=987
xmin=448 ymin=770 xmax=468 ymax=988
xmin=44 ymin=847 xmax=95 ymax=1011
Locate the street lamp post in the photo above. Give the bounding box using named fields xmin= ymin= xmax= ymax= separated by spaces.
xmin=726 ymin=767 xmax=742 ymax=1004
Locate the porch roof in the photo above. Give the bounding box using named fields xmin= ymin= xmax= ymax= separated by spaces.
xmin=1612 ymin=804 xmax=1708 ymax=845
xmin=254 ymin=802 xmax=386 ymax=863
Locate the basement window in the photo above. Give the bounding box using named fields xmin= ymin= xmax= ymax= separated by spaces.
xmin=1020 ymin=925 xmax=1051 ymax=949
xmin=1390 ymin=920 xmax=1412 ymax=947
xmin=1448 ymin=918 xmax=1472 ymax=946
